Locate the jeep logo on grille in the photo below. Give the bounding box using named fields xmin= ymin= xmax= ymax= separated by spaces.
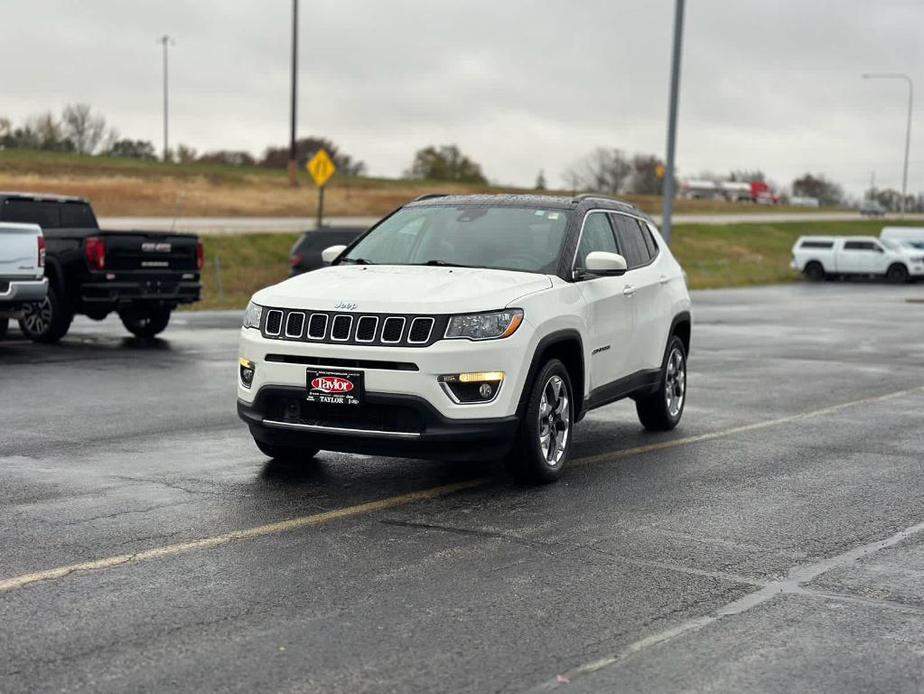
xmin=334 ymin=301 xmax=357 ymax=310
xmin=310 ymin=376 xmax=354 ymax=393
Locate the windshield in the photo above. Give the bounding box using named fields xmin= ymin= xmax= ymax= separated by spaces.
xmin=339 ymin=205 xmax=571 ymax=274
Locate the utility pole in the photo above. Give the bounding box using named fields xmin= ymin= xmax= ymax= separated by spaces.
xmin=158 ymin=35 xmax=175 ymax=163
xmin=862 ymin=73 xmax=913 ymax=216
xmin=288 ymin=0 xmax=299 ymax=187
xmin=661 ymin=0 xmax=685 ymax=244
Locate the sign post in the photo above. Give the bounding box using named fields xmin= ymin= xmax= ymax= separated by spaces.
xmin=306 ymin=149 xmax=336 ymax=228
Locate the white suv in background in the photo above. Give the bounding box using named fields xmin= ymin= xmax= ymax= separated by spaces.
xmin=238 ymin=194 xmax=692 ymax=482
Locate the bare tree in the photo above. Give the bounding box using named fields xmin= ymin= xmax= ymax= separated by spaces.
xmin=564 ymin=148 xmax=632 ymax=194
xmin=61 ymin=103 xmax=107 ymax=155
xmin=27 ymin=111 xmax=68 ymax=150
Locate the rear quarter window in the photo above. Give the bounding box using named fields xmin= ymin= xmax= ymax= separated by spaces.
xmin=799 ymin=240 xmax=834 ymax=249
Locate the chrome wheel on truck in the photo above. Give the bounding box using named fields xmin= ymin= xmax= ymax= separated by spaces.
xmin=18 ymin=284 xmax=73 ymax=344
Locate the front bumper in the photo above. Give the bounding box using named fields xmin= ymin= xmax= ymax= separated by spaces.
xmin=0 ymin=277 xmax=48 ymax=309
xmin=238 ymin=387 xmax=519 ymax=460
xmin=237 ymin=324 xmax=533 ymax=421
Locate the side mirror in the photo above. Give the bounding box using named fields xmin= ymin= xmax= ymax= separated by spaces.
xmin=321 ymin=245 xmax=347 ymax=264
xmin=584 ymin=251 xmax=628 ymax=275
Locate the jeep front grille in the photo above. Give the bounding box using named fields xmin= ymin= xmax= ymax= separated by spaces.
xmin=260 ymin=308 xmax=447 ymax=347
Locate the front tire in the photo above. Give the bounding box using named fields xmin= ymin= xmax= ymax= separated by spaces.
xmin=0 ymin=317 xmax=7 ymax=340
xmin=636 ymin=336 xmax=687 ymax=431
xmin=886 ymin=263 xmax=910 ymax=284
xmin=18 ymin=284 xmax=73 ymax=343
xmin=507 ymin=359 xmax=573 ymax=484
xmin=803 ymin=262 xmax=826 ymax=282
xmin=254 ymin=439 xmax=319 ymax=462
xmin=119 ymin=305 xmax=172 ymax=338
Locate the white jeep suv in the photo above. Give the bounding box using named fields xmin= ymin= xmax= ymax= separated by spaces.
xmin=238 ymin=194 xmax=692 ymax=482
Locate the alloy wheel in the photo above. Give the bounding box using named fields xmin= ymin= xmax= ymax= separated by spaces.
xmin=538 ymin=375 xmax=570 ymax=467
xmin=665 ymin=347 xmax=686 ymax=417
xmin=21 ymin=298 xmax=52 ymax=335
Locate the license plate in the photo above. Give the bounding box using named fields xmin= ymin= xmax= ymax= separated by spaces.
xmin=306 ymin=369 xmax=364 ymax=406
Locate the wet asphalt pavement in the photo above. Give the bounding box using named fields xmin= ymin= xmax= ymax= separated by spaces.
xmin=1 ymin=282 xmax=923 ymax=693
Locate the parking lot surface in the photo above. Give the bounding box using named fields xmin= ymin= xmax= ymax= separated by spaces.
xmin=1 ymin=282 xmax=923 ymax=693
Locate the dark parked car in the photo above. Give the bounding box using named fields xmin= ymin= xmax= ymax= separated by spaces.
xmin=289 ymin=227 xmax=367 ymax=275
xmin=0 ymin=192 xmax=202 ymax=342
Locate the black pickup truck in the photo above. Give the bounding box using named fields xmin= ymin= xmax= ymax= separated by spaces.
xmin=0 ymin=193 xmax=202 ymax=342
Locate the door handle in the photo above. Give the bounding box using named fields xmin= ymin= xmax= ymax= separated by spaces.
xmin=659 ymin=274 xmax=670 ymax=285
xmin=623 ymin=285 xmax=636 ymax=297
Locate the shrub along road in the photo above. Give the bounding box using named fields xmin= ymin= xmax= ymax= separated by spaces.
xmin=1 ymin=282 xmax=923 ymax=692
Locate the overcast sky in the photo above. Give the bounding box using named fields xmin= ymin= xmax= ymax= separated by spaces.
xmin=3 ymin=0 xmax=922 ymax=194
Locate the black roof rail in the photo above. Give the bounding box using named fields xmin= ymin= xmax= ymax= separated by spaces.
xmin=572 ymin=193 xmax=623 ymax=203
xmin=413 ymin=193 xmax=449 ymax=201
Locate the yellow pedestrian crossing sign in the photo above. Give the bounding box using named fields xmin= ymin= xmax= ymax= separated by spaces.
xmin=306 ymin=149 xmax=336 ymax=187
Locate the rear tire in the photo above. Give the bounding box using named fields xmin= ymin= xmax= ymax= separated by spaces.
xmin=636 ymin=335 xmax=687 ymax=431
xmin=803 ymin=262 xmax=826 ymax=282
xmin=506 ymin=358 xmax=573 ymax=484
xmin=886 ymin=263 xmax=910 ymax=285
xmin=0 ymin=317 xmax=8 ymax=340
xmin=119 ymin=305 xmax=172 ymax=338
xmin=254 ymin=439 xmax=319 ymax=462
xmin=18 ymin=283 xmax=73 ymax=344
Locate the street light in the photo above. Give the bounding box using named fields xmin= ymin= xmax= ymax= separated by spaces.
xmin=862 ymin=72 xmax=913 ymax=215
xmin=158 ymin=35 xmax=175 ymax=162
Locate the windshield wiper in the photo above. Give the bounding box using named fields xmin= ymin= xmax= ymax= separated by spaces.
xmin=422 ymin=259 xmax=467 ymax=267
xmin=340 ymin=257 xmax=374 ymax=265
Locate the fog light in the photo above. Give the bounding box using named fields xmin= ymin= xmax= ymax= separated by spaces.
xmin=239 ymin=357 xmax=255 ymax=388
xmin=439 ymin=371 xmax=504 ymax=404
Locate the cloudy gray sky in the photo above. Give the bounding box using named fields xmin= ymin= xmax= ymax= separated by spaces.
xmin=3 ymin=0 xmax=922 ymax=194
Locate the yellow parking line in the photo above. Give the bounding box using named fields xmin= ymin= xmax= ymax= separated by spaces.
xmin=0 ymin=478 xmax=488 ymax=594
xmin=1 ymin=385 xmax=920 ymax=594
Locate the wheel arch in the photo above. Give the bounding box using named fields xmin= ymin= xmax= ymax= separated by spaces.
xmin=517 ymin=329 xmax=585 ymax=420
xmin=669 ymin=311 xmax=692 ymax=357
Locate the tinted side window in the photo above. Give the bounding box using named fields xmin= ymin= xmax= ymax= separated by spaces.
xmin=800 ymin=240 xmax=834 ymax=249
xmin=612 ymin=214 xmax=650 ymax=268
xmin=1 ymin=200 xmax=61 ymax=227
xmin=641 ymin=222 xmax=659 ymax=257
xmin=60 ymin=203 xmax=97 ymax=228
xmin=843 ymin=241 xmax=875 ymax=251
xmin=575 ymin=212 xmax=618 ymax=269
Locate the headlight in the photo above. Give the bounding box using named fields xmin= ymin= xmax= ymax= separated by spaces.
xmin=242 ymin=301 xmax=263 ymax=329
xmin=445 ymin=309 xmax=523 ymax=340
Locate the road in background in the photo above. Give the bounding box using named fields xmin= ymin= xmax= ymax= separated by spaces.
xmin=98 ymin=211 xmax=924 ymax=235
xmin=2 ymin=283 xmax=924 ymax=692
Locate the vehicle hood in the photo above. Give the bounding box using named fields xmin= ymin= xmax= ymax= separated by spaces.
xmin=253 ymin=265 xmax=553 ymax=314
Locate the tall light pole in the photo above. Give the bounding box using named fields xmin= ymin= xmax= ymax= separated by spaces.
xmin=862 ymin=72 xmax=913 ymax=215
xmin=158 ymin=35 xmax=175 ymax=162
xmin=661 ymin=0 xmax=686 ymax=244
xmin=288 ymin=0 xmax=299 ymax=187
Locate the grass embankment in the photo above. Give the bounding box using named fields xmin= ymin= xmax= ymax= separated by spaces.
xmin=0 ymin=148 xmax=830 ymax=218
xmin=192 ymin=220 xmax=914 ymax=311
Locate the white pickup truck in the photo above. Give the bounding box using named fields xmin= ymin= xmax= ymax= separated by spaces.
xmin=0 ymin=222 xmax=48 ymax=339
xmin=791 ymin=235 xmax=924 ymax=284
